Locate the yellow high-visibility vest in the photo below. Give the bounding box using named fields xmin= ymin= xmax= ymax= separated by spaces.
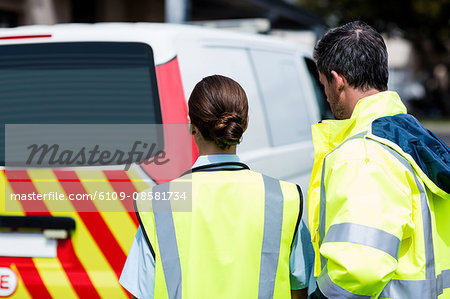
xmin=308 ymin=91 xmax=450 ymax=298
xmin=138 ymin=164 xmax=302 ymax=298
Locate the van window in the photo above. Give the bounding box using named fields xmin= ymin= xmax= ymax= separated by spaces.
xmin=177 ymin=44 xmax=271 ymax=152
xmin=304 ymin=57 xmax=333 ymax=120
xmin=250 ymin=50 xmax=311 ymax=146
xmin=0 ymin=42 xmax=161 ymax=165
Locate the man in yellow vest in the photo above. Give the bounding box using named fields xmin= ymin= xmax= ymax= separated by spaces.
xmin=308 ymin=21 xmax=450 ymax=298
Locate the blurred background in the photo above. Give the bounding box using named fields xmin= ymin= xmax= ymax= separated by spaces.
xmin=0 ymin=0 xmax=448 ymax=121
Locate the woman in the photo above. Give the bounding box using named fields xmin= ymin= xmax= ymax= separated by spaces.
xmin=120 ymin=75 xmax=314 ymax=298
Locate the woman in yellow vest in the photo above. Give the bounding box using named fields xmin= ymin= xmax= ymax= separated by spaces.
xmin=120 ymin=75 xmax=315 ymax=299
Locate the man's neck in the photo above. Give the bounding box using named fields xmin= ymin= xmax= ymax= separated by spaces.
xmin=346 ymin=88 xmax=381 ymax=118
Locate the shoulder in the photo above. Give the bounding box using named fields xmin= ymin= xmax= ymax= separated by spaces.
xmin=326 ymin=132 xmax=369 ymax=166
xmin=237 ymin=171 xmax=302 ymax=200
xmin=371 ymin=113 xmax=450 ymax=194
xmin=324 ymin=130 xmax=414 ymax=189
xmin=281 ymin=182 xmax=302 ymax=203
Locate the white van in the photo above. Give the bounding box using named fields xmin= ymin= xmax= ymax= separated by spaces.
xmin=0 ymin=23 xmax=325 ymax=297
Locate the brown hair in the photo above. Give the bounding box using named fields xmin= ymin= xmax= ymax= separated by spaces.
xmin=188 ymin=75 xmax=249 ymax=150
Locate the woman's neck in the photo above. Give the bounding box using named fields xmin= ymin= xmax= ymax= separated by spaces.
xmin=198 ymin=144 xmax=237 ymax=156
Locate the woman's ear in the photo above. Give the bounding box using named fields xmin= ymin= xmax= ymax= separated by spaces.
xmin=190 ymin=124 xmax=198 ymax=136
xmin=244 ymin=114 xmax=250 ymax=132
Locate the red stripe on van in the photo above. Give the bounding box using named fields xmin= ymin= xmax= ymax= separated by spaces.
xmin=6 ymin=179 xmax=33 ymax=182
xmin=140 ymin=58 xmax=198 ymax=183
xmin=4 ymin=170 xmax=98 ymax=298
xmin=57 ymin=238 xmax=101 ymax=298
xmin=0 ymin=257 xmax=52 ymax=299
xmin=155 ymin=58 xmax=199 ymax=162
xmin=0 ymin=34 xmax=52 ymax=40
xmin=53 ymin=170 xmax=127 ymax=278
xmin=4 ymin=171 xmax=53 ymax=298
xmin=155 ymin=58 xmax=188 ymax=125
xmin=5 ymin=170 xmax=51 ymax=214
xmin=102 ymin=170 xmax=139 ymax=227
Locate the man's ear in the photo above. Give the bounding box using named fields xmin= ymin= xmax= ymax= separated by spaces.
xmin=331 ymin=70 xmax=346 ymax=91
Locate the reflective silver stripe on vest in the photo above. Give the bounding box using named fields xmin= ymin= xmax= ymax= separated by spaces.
xmin=319 ymin=132 xmax=367 ymax=244
xmin=373 ymin=140 xmax=437 ymax=299
xmin=318 ymin=265 xmax=371 ymax=299
xmin=380 ymin=279 xmax=431 ymax=298
xmin=319 ymin=266 xmax=450 ymax=299
xmin=258 ymin=175 xmax=284 ymax=299
xmin=319 ymin=158 xmax=328 ymax=269
xmin=438 ymin=269 xmax=450 ymax=295
xmin=378 ymin=269 xmax=450 ymax=298
xmin=153 ymin=183 xmax=182 ymax=299
xmin=319 ymin=132 xmax=368 ymax=268
xmin=376 ymin=142 xmax=436 ymax=279
xmin=323 ymin=222 xmax=400 ymax=259
xmin=379 ymin=269 xmax=450 ymax=298
xmin=444 ymin=269 xmax=450 ymax=289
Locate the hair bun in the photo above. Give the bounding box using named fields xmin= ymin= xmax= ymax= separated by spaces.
xmin=217 ymin=112 xmax=241 ymax=126
xmin=211 ymin=112 xmax=244 ymax=148
xmin=188 ymin=75 xmax=249 ymax=150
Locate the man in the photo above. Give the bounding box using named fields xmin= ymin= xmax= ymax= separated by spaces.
xmin=308 ymin=21 xmax=450 ymax=298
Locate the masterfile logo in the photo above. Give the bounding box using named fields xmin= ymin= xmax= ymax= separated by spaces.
xmin=26 ymin=141 xmax=170 ymax=171
xmin=5 ymin=124 xmax=167 ymax=170
xmin=3 ymin=123 xmax=194 ymax=213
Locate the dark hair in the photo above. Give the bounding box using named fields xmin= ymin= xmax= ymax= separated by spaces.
xmin=188 ymin=75 xmax=249 ymax=150
xmin=313 ymin=20 xmax=388 ymax=91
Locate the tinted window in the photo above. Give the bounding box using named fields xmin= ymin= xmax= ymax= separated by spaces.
xmin=304 ymin=57 xmax=333 ymax=120
xmin=250 ymin=50 xmax=311 ymax=146
xmin=177 ymin=45 xmax=271 ymax=152
xmin=0 ymin=42 xmax=161 ymax=164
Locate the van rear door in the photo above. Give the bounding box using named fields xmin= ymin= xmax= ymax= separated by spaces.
xmin=0 ymin=41 xmax=161 ymax=298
